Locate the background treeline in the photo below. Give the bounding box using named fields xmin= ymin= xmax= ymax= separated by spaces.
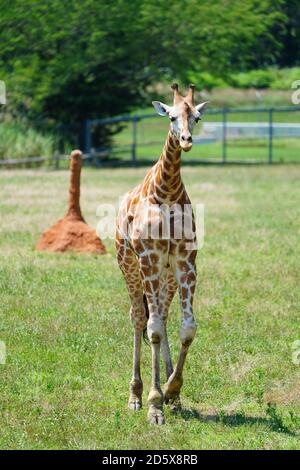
xmin=0 ymin=0 xmax=299 ymax=156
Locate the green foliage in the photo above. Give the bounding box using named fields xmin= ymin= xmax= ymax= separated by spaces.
xmin=228 ymin=67 xmax=300 ymax=90
xmin=188 ymin=72 xmax=228 ymax=91
xmin=0 ymin=120 xmax=56 ymax=159
xmin=0 ymin=0 xmax=291 ymax=146
xmin=181 ymin=0 xmax=287 ymax=78
xmin=229 ymin=70 xmax=276 ymax=89
xmin=277 ymin=0 xmax=300 ymax=67
xmin=271 ymin=67 xmax=300 ymax=90
xmin=189 ymin=67 xmax=300 ymax=91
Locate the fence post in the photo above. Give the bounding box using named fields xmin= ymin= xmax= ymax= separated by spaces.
xmin=91 ymin=148 xmax=98 ymax=167
xmin=84 ymin=119 xmax=91 ymax=155
xmin=222 ymin=108 xmax=227 ymax=163
xmin=53 ymin=151 xmax=60 ymax=170
xmin=131 ymin=117 xmax=138 ymax=165
xmin=268 ymin=108 xmax=273 ymax=164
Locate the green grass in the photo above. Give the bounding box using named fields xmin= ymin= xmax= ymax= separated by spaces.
xmin=126 ymin=138 xmax=300 ymax=163
xmin=0 ymin=165 xmax=300 ymax=449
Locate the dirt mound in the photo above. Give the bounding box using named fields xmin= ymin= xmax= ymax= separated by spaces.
xmin=36 ymin=150 xmax=106 ymax=254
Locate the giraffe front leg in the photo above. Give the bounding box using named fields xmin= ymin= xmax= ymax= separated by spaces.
xmin=164 ymin=258 xmax=197 ymax=410
xmin=161 ymin=326 xmax=173 ymax=380
xmin=129 ymin=322 xmax=143 ymax=411
xmin=139 ymin=254 xmax=165 ymax=425
xmin=160 ymin=273 xmax=177 ymax=381
xmin=116 ymin=239 xmax=147 ymax=413
xmin=147 ymin=313 xmax=165 ymax=425
xmin=128 ymin=296 xmax=148 ymax=411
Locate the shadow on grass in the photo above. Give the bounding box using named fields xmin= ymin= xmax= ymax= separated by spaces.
xmin=179 ymin=408 xmax=297 ymax=437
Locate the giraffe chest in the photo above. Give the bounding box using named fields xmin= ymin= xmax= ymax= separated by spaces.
xmin=125 ymin=187 xmax=195 ymax=247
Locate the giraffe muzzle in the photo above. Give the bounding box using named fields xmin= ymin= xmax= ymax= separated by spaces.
xmin=180 ymin=139 xmax=193 ymax=152
xmin=180 ymin=133 xmax=192 ymax=152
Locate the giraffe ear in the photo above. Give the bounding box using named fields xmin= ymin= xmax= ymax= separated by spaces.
xmin=152 ymin=101 xmax=171 ymax=117
xmin=195 ymin=101 xmax=209 ymax=116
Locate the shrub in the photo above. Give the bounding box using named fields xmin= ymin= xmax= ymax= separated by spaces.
xmin=229 ymin=69 xmax=276 ymax=89
xmin=188 ymin=72 xmax=228 ymax=91
xmin=187 ymin=67 xmax=300 ymax=92
xmin=0 ymin=121 xmax=56 ymax=160
xmin=271 ymin=67 xmax=300 ymax=90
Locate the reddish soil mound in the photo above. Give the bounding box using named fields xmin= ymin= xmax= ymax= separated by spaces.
xmin=36 ymin=150 xmax=106 ymax=254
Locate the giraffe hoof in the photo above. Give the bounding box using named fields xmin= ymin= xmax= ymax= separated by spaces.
xmin=147 ymin=407 xmax=165 ymax=425
xmin=128 ymin=396 xmax=142 ymax=411
xmin=165 ymin=395 xmax=182 ymax=412
xmin=163 ymin=384 xmax=182 ymax=412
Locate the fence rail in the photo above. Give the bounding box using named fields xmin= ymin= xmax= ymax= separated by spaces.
xmin=0 ymin=153 xmax=93 ymax=168
xmin=85 ymin=105 xmax=300 ymax=165
xmin=1 ymin=106 xmax=300 ymax=168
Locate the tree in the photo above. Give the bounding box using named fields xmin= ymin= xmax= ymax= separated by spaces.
xmin=277 ymin=0 xmax=300 ymax=67
xmin=0 ymin=0 xmax=290 ymax=148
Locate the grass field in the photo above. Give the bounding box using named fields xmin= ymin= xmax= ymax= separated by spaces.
xmin=0 ymin=164 xmax=300 ymax=450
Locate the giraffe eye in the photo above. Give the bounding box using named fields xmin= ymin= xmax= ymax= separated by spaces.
xmin=195 ymin=117 xmax=200 ymax=123
xmin=170 ymin=116 xmax=176 ymax=122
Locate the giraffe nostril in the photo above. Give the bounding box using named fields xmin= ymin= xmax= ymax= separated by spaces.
xmin=181 ymin=135 xmax=192 ymax=143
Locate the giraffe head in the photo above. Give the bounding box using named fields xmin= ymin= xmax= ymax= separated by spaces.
xmin=152 ymin=83 xmax=208 ymax=152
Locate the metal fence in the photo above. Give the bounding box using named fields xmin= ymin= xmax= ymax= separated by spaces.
xmin=0 ymin=152 xmax=93 ymax=169
xmin=84 ymin=106 xmax=300 ymax=166
xmin=1 ymin=106 xmax=300 ymax=168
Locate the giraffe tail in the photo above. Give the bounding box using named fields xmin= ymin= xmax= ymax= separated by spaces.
xmin=143 ymin=294 xmax=149 ymax=343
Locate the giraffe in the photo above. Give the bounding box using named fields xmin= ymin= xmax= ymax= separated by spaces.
xmin=115 ymin=83 xmax=208 ymax=425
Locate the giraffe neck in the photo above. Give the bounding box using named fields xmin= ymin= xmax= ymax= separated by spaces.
xmin=152 ymin=129 xmax=184 ymax=204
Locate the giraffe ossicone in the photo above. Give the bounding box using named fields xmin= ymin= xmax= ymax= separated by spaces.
xmin=115 ymin=83 xmax=208 ymax=424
